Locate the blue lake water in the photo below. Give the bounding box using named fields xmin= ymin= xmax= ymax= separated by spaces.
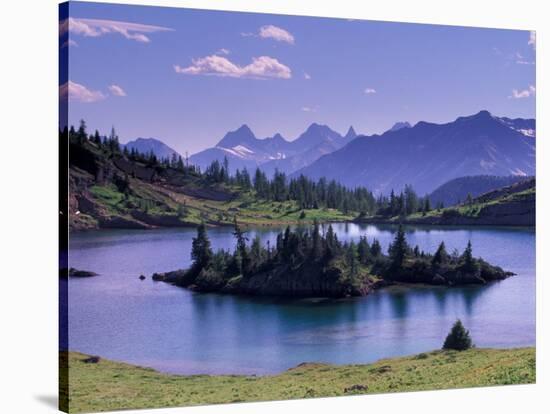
xmin=67 ymin=223 xmax=535 ymax=375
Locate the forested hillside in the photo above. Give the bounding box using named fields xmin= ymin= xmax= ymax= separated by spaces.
xmin=67 ymin=122 xmax=377 ymax=231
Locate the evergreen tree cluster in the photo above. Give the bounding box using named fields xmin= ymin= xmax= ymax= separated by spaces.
xmin=250 ymin=169 xmax=379 ymax=214
xmin=381 ymin=225 xmax=487 ymax=283
xmin=65 ymin=121 xmax=199 ymax=177
xmin=185 ymin=219 xmax=386 ymax=290
xmin=375 ymin=185 xmax=433 ymax=217
xmin=181 ymin=221 xmax=503 ymax=296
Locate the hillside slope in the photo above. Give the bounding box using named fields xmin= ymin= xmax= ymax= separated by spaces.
xmin=358 ymin=178 xmax=535 ymax=226
xmin=428 ymin=175 xmax=532 ymax=207
xmin=69 ymin=139 xmax=352 ymax=231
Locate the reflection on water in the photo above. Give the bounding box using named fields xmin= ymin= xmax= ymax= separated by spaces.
xmin=67 ymin=223 xmax=535 ymax=375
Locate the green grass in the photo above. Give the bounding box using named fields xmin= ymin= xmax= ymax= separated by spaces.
xmin=85 ymin=181 xmax=355 ymax=229
xmin=88 ymin=185 xmax=126 ymax=213
xmin=63 ymin=347 xmax=535 ymax=413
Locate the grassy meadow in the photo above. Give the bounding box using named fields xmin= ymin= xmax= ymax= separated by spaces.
xmin=62 ymin=347 xmax=535 ymax=413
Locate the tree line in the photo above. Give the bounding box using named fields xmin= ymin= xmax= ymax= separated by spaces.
xmin=66 ymin=120 xmax=437 ymax=217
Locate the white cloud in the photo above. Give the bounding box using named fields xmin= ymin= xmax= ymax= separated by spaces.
xmin=108 ymin=84 xmax=127 ymax=97
xmin=174 ymin=55 xmax=292 ymax=79
xmin=304 ymin=72 xmax=311 ymax=80
xmin=528 ymin=31 xmax=536 ymax=50
xmin=259 ymin=25 xmax=295 ymax=44
xmin=216 ymin=48 xmax=230 ymax=55
xmin=60 ymin=81 xmax=105 ymax=103
xmin=510 ymin=85 xmax=536 ymax=99
xmin=59 ymin=17 xmax=173 ymax=43
xmin=514 ymin=52 xmax=534 ymax=65
xmin=364 ymin=88 xmax=377 ymax=94
xmin=60 ymin=39 xmax=78 ymax=48
xmin=301 ymin=106 xmax=314 ymax=112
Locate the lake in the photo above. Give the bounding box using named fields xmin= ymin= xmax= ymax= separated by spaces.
xmin=66 ymin=223 xmax=535 ymax=375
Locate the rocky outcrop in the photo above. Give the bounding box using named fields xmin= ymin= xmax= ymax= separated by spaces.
xmin=68 ymin=268 xmax=99 ymax=277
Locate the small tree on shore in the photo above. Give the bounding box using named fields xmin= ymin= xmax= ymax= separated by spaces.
xmin=443 ymin=319 xmax=473 ymax=351
xmin=460 ymin=240 xmax=478 ymax=274
xmin=191 ymin=222 xmax=213 ymax=271
xmin=388 ymin=225 xmax=408 ymax=270
xmin=432 ymin=241 xmax=449 ymax=266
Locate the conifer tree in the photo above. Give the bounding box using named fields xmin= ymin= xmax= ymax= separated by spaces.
xmin=370 ymin=239 xmax=382 ymax=257
xmin=357 ymin=236 xmax=371 ymax=264
xmin=311 ymin=219 xmax=322 ymax=260
xmin=388 ymin=225 xmax=408 ymax=269
xmin=232 ymin=217 xmax=249 ymax=275
xmin=423 ymin=197 xmax=431 ymax=213
xmin=191 ymin=222 xmax=213 ymax=270
xmin=347 ymin=241 xmax=359 ymax=276
xmin=460 ymin=240 xmax=478 ymax=274
xmin=432 ymin=241 xmax=449 ymax=266
xmin=443 ymin=319 xmax=473 ymax=351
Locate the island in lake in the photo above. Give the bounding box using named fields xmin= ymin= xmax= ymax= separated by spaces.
xmin=152 ymin=221 xmax=513 ymax=298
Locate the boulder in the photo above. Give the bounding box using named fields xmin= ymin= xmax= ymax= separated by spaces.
xmin=82 ymin=356 xmax=100 ymax=364
xmin=344 ymin=384 xmax=368 ymax=393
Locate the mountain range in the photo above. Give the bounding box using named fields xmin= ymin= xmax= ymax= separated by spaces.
xmin=295 ymin=111 xmax=535 ymax=195
xmin=123 ymin=110 xmax=535 ymax=196
xmin=189 ymin=123 xmax=356 ymax=176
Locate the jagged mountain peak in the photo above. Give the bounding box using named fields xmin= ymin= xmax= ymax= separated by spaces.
xmin=216 ymin=124 xmax=257 ymax=148
xmin=269 ymin=132 xmax=288 ymax=142
xmin=345 ymin=126 xmax=357 ymax=140
xmin=305 ymin=122 xmax=330 ymax=132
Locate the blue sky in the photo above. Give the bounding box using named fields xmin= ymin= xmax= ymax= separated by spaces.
xmin=61 ymin=1 xmax=536 ymax=154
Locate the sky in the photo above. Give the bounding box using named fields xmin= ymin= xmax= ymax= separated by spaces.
xmin=60 ymin=1 xmax=536 ymax=155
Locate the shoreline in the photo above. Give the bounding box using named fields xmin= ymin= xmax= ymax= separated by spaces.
xmin=64 ymin=345 xmax=535 ymax=377
xmin=69 ymin=218 xmax=535 ymax=233
xmin=154 ymin=276 xmax=512 ymax=302
xmin=62 ymin=347 xmax=535 ymax=413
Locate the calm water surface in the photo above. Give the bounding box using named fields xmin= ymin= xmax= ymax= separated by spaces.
xmin=67 ymin=223 xmax=535 ymax=375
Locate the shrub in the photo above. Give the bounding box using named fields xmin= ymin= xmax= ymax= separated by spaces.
xmin=443 ymin=319 xmax=473 ymax=351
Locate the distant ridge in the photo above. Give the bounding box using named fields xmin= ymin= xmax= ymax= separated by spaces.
xmin=388 ymin=121 xmax=411 ymax=132
xmin=294 ymin=110 xmax=536 ymax=195
xmin=123 ymin=138 xmax=180 ymax=160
